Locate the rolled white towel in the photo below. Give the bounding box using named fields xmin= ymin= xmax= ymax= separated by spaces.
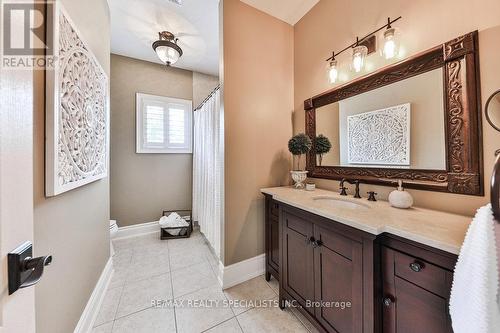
xmin=159 ymin=213 xmax=181 ymax=227
xmin=159 ymin=215 xmax=169 ymax=228
xmin=167 ymin=212 xmax=182 ymax=223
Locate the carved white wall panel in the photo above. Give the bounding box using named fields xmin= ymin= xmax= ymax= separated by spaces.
xmin=46 ymin=3 xmax=109 ymax=196
xmin=347 ymin=103 xmax=410 ymax=165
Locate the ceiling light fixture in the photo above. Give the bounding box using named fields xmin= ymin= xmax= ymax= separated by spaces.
xmin=152 ymin=31 xmax=183 ymax=66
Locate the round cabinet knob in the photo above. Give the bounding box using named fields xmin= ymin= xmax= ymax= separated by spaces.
xmin=409 ymin=261 xmax=424 ymax=272
xmin=383 ymin=297 xmax=394 ymax=307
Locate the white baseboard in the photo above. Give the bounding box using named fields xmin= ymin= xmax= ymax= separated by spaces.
xmin=114 ymin=221 xmax=159 ymax=240
xmin=74 ymin=258 xmax=114 ymax=333
xmin=219 ymin=253 xmax=266 ymax=289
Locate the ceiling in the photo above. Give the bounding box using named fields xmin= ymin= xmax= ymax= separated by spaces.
xmin=109 ymin=0 xmax=220 ymax=76
xmin=240 ymin=0 xmax=319 ymax=25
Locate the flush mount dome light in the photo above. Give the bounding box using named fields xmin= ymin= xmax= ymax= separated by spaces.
xmin=152 ymin=31 xmax=183 ymax=66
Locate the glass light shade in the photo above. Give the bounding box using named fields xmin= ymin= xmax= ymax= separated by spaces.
xmin=352 ymin=45 xmax=368 ymax=73
xmin=155 ymin=45 xmax=181 ymax=65
xmin=383 ymin=27 xmax=398 ymax=59
xmin=328 ymin=60 xmax=338 ymax=83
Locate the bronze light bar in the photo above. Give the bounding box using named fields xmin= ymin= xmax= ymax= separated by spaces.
xmin=325 ymin=16 xmax=402 ymax=62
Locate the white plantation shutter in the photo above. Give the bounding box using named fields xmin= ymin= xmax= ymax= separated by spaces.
xmin=136 ymin=93 xmax=192 ymax=153
xmin=168 ymin=107 xmax=185 ymax=145
xmin=145 ymin=105 xmax=165 ymax=145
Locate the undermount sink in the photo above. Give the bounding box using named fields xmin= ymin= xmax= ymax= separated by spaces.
xmin=312 ymin=195 xmax=371 ymax=210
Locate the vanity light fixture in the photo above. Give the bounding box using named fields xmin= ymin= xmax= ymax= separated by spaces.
xmin=328 ymin=53 xmax=339 ymax=83
xmin=382 ymin=18 xmax=398 ymax=59
xmin=153 ymin=31 xmax=183 ymax=66
xmin=325 ymin=16 xmax=402 ymax=81
xmin=352 ymin=39 xmax=368 ymax=73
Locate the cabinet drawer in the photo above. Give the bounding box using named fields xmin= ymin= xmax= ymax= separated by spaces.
xmin=394 ymin=251 xmax=450 ymax=298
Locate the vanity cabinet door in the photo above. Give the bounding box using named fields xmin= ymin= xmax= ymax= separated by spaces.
xmin=282 ymin=210 xmax=315 ymax=311
xmin=269 ymin=216 xmax=280 ymax=272
xmin=265 ymin=195 xmax=280 ymax=281
xmin=313 ymin=225 xmax=363 ymax=333
xmin=382 ymin=246 xmax=453 ymax=333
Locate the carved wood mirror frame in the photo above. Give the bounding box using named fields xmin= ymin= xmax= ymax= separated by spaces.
xmin=305 ymin=31 xmax=483 ymax=195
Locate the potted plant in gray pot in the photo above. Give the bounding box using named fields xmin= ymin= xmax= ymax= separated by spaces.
xmin=288 ymin=133 xmax=312 ymax=189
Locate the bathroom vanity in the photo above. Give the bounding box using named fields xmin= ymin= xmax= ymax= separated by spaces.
xmin=262 ymin=187 xmax=470 ymax=333
xmin=262 ymin=30 xmax=482 ymax=333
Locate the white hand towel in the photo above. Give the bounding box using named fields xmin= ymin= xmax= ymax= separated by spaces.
xmin=450 ymin=204 xmax=500 ymax=333
xmin=159 ymin=213 xmax=190 ymax=236
xmin=159 ymin=213 xmax=181 ymax=227
xmin=167 ymin=212 xmax=182 ymax=223
xmin=159 ymin=216 xmax=169 ymax=227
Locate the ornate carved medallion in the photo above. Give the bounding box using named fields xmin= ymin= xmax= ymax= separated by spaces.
xmin=46 ymin=4 xmax=108 ymax=196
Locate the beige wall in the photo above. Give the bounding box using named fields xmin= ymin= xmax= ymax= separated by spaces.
xmin=110 ymin=54 xmax=194 ymax=227
xmin=223 ymin=0 xmax=294 ymax=265
xmin=193 ymin=72 xmax=219 ymax=108
xmin=33 ymin=1 xmax=110 ymax=332
xmin=316 ymin=102 xmax=340 ymax=166
xmin=294 ymin=0 xmax=500 ymax=216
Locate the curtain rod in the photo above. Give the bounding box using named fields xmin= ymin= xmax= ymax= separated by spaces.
xmin=194 ymin=84 xmax=221 ymax=111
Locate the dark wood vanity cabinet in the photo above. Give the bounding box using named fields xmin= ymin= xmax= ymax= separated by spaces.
xmin=279 ymin=203 xmax=376 ymax=333
xmin=263 ymin=196 xmax=458 ymax=333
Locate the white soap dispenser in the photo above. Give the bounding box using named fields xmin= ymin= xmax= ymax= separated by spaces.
xmin=388 ymin=180 xmax=414 ymax=209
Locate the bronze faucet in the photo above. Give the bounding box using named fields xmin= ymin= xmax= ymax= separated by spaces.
xmin=339 ymin=178 xmax=361 ymax=198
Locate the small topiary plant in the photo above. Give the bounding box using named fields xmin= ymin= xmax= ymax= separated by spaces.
xmin=288 ymin=133 xmax=312 ymax=170
xmin=315 ymin=134 xmax=332 ymax=166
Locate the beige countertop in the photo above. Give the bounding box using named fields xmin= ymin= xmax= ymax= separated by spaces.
xmin=261 ymin=186 xmax=472 ymax=255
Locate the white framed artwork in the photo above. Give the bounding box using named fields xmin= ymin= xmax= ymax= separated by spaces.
xmin=45 ymin=3 xmax=109 ymax=196
xmin=347 ymin=103 xmax=411 ymax=166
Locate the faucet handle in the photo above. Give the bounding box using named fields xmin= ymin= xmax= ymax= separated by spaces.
xmin=367 ymin=191 xmax=377 ymax=201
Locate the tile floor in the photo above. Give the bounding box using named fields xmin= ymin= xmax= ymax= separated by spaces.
xmin=93 ymin=230 xmax=318 ymax=333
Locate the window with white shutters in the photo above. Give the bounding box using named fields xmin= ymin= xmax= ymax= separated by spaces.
xmin=136 ymin=93 xmax=192 ymax=153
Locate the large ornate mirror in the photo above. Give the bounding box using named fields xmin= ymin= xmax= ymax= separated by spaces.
xmin=305 ymin=31 xmax=483 ymax=195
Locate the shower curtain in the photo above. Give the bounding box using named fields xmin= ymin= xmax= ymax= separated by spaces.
xmin=192 ymin=87 xmax=223 ymax=259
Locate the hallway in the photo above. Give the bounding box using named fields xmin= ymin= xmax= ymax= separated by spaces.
xmin=92 ymin=231 xmax=317 ymax=333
